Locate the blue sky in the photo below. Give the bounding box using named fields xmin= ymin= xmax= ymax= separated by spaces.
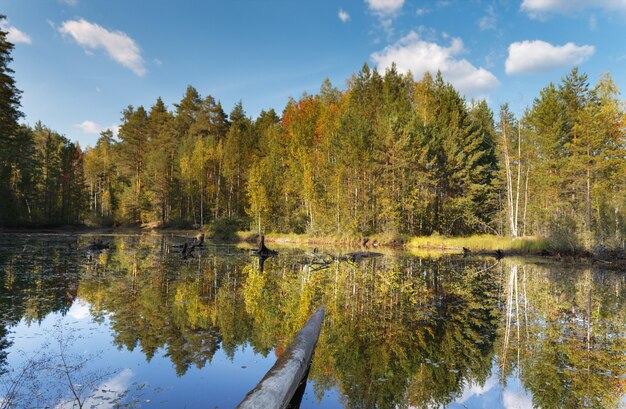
xmin=2 ymin=0 xmax=625 ymax=147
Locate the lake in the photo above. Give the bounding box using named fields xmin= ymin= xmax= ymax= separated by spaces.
xmin=0 ymin=233 xmax=624 ymax=408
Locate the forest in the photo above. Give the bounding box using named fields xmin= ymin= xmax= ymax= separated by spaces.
xmin=0 ymin=23 xmax=624 ymax=250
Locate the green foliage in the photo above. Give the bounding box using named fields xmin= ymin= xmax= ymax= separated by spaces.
xmin=520 ymin=68 xmax=626 ymax=249
xmin=208 ymin=217 xmax=244 ymax=241
xmin=546 ymin=214 xmax=582 ymax=253
xmin=0 ymin=17 xmax=24 ymax=223
xmin=1 ymin=50 xmax=624 ymax=251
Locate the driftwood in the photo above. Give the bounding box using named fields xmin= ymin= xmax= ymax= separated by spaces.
xmin=181 ymin=242 xmax=196 ymax=258
xmin=172 ymin=232 xmax=206 ymax=258
xmin=302 ymin=248 xmax=334 ymax=272
xmin=343 ymin=251 xmax=383 ymax=262
xmin=301 ymin=250 xmax=383 ymax=272
xmin=237 ymin=307 xmax=325 ymax=409
xmin=83 ymin=239 xmax=110 ymax=252
xmin=251 ymin=235 xmax=278 ymax=257
xmin=457 ymin=248 xmax=504 ymax=260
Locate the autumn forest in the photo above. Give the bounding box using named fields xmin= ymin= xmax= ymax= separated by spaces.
xmin=0 ymin=29 xmax=624 ymax=250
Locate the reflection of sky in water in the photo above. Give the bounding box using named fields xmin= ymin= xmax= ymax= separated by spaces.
xmin=4 ymin=300 xmax=542 ymax=409
xmin=1 ymin=235 xmax=623 ymax=409
xmin=5 ymin=298 xmax=343 ymax=408
xmin=7 ymin=299 xmax=272 ymax=407
xmin=56 ymin=368 xmax=134 ymax=409
xmin=448 ymin=371 xmax=533 ymax=409
xmin=4 ymin=294 xmax=622 ymax=408
xmin=67 ymin=300 xmax=90 ymax=321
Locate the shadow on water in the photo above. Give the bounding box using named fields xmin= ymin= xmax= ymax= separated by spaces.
xmin=0 ymin=233 xmax=624 ymax=408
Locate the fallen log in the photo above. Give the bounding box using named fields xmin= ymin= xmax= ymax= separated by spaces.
xmin=343 ymin=251 xmax=383 ymax=262
xmin=237 ymin=306 xmax=325 ymax=409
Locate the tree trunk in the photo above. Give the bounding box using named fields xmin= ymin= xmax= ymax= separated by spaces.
xmin=523 ymin=166 xmax=529 ymax=237
xmin=502 ymin=119 xmax=517 ymax=237
xmin=514 ymin=122 xmax=522 ymax=235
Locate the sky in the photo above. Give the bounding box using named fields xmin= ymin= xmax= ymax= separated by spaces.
xmin=2 ymin=0 xmax=626 ymax=148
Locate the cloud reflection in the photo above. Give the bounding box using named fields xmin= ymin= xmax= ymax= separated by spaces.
xmin=456 ymin=373 xmax=497 ymax=404
xmin=67 ymin=299 xmax=90 ymax=321
xmin=56 ymin=368 xmax=134 ymax=408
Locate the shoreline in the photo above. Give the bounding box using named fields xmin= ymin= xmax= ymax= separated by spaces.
xmin=1 ymin=226 xmax=624 ymax=269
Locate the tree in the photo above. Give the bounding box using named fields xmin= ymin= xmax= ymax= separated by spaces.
xmin=497 ymin=104 xmax=521 ymax=237
xmin=245 ymin=161 xmax=269 ymax=233
xmin=84 ymin=130 xmax=116 ymax=223
xmin=0 ymin=15 xmax=23 ymax=224
xmin=223 ymin=102 xmax=255 ymax=220
xmin=116 ymin=105 xmax=149 ymax=224
xmin=145 ymin=98 xmax=176 ymax=224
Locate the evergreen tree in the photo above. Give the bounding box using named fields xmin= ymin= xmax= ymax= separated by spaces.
xmin=117 ymin=105 xmax=149 ymax=223
xmin=0 ymin=15 xmax=23 ymax=224
xmin=145 ymin=98 xmax=176 ymax=224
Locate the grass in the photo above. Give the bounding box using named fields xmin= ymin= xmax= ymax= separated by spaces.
xmin=406 ymin=234 xmax=549 ymax=253
xmin=236 ymin=231 xmax=549 ymax=254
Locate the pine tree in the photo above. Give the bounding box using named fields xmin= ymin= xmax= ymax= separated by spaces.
xmin=0 ymin=15 xmax=23 ymax=224
xmin=117 ymin=105 xmax=149 ymax=223
xmin=145 ymin=97 xmax=176 ymax=223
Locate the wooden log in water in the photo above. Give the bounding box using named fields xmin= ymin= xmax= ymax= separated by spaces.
xmin=343 ymin=251 xmax=383 ymax=262
xmin=252 ymin=234 xmax=278 ymax=257
xmin=237 ymin=306 xmax=325 ymax=409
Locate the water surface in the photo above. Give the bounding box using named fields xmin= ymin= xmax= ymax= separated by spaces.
xmin=0 ymin=234 xmax=624 ymax=408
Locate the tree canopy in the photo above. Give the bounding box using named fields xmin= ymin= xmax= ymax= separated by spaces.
xmin=0 ymin=35 xmax=624 ymax=248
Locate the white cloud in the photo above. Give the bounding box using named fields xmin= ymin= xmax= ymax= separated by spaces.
xmin=75 ymin=120 xmax=119 ymax=136
xmin=366 ymin=0 xmax=404 ymax=37
xmin=521 ymin=0 xmax=626 ymax=17
xmin=61 ymin=0 xmax=78 ymax=5
xmin=59 ymin=19 xmax=146 ymax=76
xmin=479 ymin=5 xmax=497 ymax=31
xmin=1 ymin=21 xmax=32 ymax=44
xmin=339 ymin=9 xmax=351 ymax=22
xmin=366 ymin=0 xmax=405 ymax=16
xmin=505 ymin=40 xmax=595 ymax=75
xmin=416 ymin=8 xmax=430 ymax=16
xmin=371 ymin=31 xmax=499 ymax=97
xmin=7 ymin=26 xmax=32 ymax=44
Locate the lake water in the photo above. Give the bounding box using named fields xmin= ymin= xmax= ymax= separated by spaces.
xmin=0 ymin=233 xmax=624 ymax=408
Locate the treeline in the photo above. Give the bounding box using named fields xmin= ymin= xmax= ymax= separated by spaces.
xmin=80 ymin=69 xmax=500 ymax=235
xmin=0 ymin=19 xmax=85 ymax=226
xmin=0 ymin=123 xmax=84 ymax=225
xmin=0 ymin=18 xmax=624 ymax=245
xmin=81 ymin=65 xmax=624 ymax=248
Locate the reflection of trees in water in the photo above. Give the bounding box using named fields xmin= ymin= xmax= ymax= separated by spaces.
xmin=495 ymin=263 xmax=626 ymax=409
xmin=78 ymin=243 xmax=504 ymax=408
xmin=1 ymin=235 xmax=625 ymax=408
xmin=0 ymin=236 xmax=83 ymax=373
